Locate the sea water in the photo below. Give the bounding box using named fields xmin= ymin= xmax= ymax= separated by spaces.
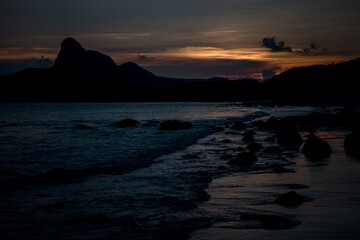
xmin=1 ymin=102 xmax=357 ymax=239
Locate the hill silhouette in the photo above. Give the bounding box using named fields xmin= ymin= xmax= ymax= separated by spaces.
xmin=0 ymin=37 xmax=359 ymax=103
xmin=265 ymin=58 xmax=360 ymax=104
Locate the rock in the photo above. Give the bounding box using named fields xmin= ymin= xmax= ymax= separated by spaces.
xmin=111 ymin=119 xmax=139 ymax=128
xmin=227 ymin=152 xmax=258 ymax=167
xmin=264 ymin=137 xmax=275 ymax=142
xmin=285 ymin=145 xmax=300 ymax=151
xmin=263 ymin=146 xmax=283 ymax=153
xmin=242 ymin=130 xmax=256 ymax=135
xmin=266 ymin=117 xmax=281 ymax=129
xmin=213 ymin=126 xmax=225 ymax=131
xmin=252 ymin=117 xmax=281 ymax=130
xmin=247 ymin=142 xmax=263 ymax=153
xmin=158 ymin=120 xmax=193 ymax=130
xmin=231 ymin=121 xmax=246 ymax=130
xmin=225 ymin=131 xmax=241 ymax=135
xmin=74 ymin=124 xmax=93 ymax=130
xmin=303 ymin=134 xmax=332 ymax=158
xmin=217 ymin=166 xmax=228 ymax=170
xmin=344 ymin=131 xmax=360 ymax=156
xmin=242 ymin=131 xmax=255 ymax=142
xmin=237 ymin=146 xmax=246 ymax=152
xmin=240 ymin=212 xmax=301 ymax=230
xmin=221 ymin=139 xmax=232 ymax=143
xmin=276 ymin=127 xmax=303 ymax=145
xmin=220 ymin=154 xmax=233 ymax=159
xmin=274 ymin=191 xmax=311 ymax=206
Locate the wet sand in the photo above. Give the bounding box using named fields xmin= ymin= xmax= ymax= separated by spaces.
xmin=192 ymin=134 xmax=360 ymax=239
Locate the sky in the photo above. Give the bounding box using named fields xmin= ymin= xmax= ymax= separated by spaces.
xmin=0 ymin=0 xmax=359 ymax=79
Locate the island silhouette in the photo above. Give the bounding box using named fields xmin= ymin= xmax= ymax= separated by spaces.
xmin=1 ymin=37 xmax=359 ymax=103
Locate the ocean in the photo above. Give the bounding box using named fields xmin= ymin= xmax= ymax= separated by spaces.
xmin=0 ymin=102 xmax=359 ymax=239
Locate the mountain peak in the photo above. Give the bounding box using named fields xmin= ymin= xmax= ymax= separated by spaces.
xmin=60 ymin=37 xmax=86 ymax=54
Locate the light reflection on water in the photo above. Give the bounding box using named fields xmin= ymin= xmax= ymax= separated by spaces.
xmin=192 ymin=137 xmax=360 ymax=240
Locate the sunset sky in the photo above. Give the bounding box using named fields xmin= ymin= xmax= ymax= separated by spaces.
xmin=0 ymin=0 xmax=359 ymax=79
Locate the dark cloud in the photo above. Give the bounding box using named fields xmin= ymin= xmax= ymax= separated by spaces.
xmin=295 ymin=42 xmax=327 ymax=54
xmin=261 ymin=36 xmax=292 ymax=52
xmin=296 ymin=48 xmax=311 ymax=54
xmin=310 ymin=42 xmax=319 ymax=50
xmin=136 ymin=54 xmax=154 ymax=61
xmin=261 ymin=38 xmax=328 ymax=55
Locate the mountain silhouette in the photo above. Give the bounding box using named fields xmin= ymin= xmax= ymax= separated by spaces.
xmin=265 ymin=58 xmax=360 ymax=103
xmin=54 ymin=37 xmax=117 ymax=75
xmin=0 ymin=37 xmax=359 ymax=103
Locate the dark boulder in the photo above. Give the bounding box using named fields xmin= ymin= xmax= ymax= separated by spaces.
xmin=276 ymin=127 xmax=303 ymax=145
xmin=74 ymin=124 xmax=94 ymax=130
xmin=247 ymin=142 xmax=263 ymax=153
xmin=111 ymin=119 xmax=139 ymax=128
xmin=227 ymin=152 xmax=258 ymax=167
xmin=344 ymin=131 xmax=360 ymax=157
xmin=182 ymin=154 xmax=200 ymax=159
xmin=217 ymin=166 xmax=228 ymax=170
xmin=274 ymin=191 xmax=311 ymax=206
xmin=242 ymin=130 xmax=256 ymax=135
xmin=231 ymin=121 xmax=246 ymax=130
xmin=213 ymin=126 xmax=225 ymax=131
xmin=264 ymin=137 xmax=275 ymax=142
xmin=237 ymin=146 xmax=246 ymax=152
xmin=242 ymin=131 xmax=255 ymax=142
xmin=220 ymin=154 xmax=233 ymax=159
xmin=263 ymin=146 xmax=283 ymax=153
xmin=303 ymin=134 xmax=332 ymax=158
xmin=158 ymin=120 xmax=193 ymax=130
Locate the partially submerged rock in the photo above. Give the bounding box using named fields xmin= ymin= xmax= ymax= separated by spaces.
xmin=159 ymin=120 xmax=193 ymax=130
xmin=264 ymin=137 xmax=275 ymax=142
xmin=213 ymin=126 xmax=225 ymax=131
xmin=242 ymin=131 xmax=255 ymax=142
xmin=274 ymin=191 xmax=312 ymax=206
xmin=303 ymin=134 xmax=332 ymax=158
xmin=276 ymin=127 xmax=303 ymax=145
xmin=231 ymin=121 xmax=246 ymax=130
xmin=263 ymin=146 xmax=284 ymax=153
xmin=344 ymin=131 xmax=360 ymax=157
xmin=220 ymin=154 xmax=233 ymax=159
xmin=111 ymin=119 xmax=139 ymax=128
xmin=247 ymin=142 xmax=263 ymax=153
xmin=74 ymin=124 xmax=94 ymax=130
xmin=227 ymin=152 xmax=258 ymax=167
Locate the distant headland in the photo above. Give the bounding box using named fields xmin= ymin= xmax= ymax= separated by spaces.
xmin=0 ymin=38 xmax=359 ymax=104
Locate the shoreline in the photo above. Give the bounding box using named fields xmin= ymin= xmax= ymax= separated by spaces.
xmin=191 ymin=136 xmax=360 ymax=239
